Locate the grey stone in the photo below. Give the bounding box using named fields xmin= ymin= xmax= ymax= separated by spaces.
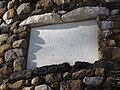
xmin=98 ymin=21 xmax=113 ymax=30
xmin=20 ymin=13 xmax=61 ymax=27
xmin=35 ymin=85 xmax=52 ymax=90
xmin=0 ymin=34 xmax=8 ymax=44
xmin=13 ymin=57 xmax=26 ymax=72
xmin=7 ymin=34 xmax=18 ymax=44
xmin=12 ymin=39 xmax=27 ymax=48
xmin=0 ymin=1 xmax=6 ymax=8
xmin=5 ymin=49 xmax=26 ymax=62
xmin=83 ymin=76 xmax=103 ymax=86
xmin=61 ymin=6 xmax=109 ymax=23
xmin=0 ymin=7 xmax=6 ymax=18
xmin=17 ymin=3 xmax=34 ymax=15
xmin=10 ymin=70 xmax=33 ymax=82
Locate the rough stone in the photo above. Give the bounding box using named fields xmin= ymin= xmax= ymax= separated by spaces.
xmin=34 ymin=63 xmax=71 ymax=76
xmin=72 ymin=69 xmax=93 ymax=79
xmin=0 ymin=84 xmax=10 ymax=90
xmin=10 ymin=70 xmax=33 ymax=82
xmin=0 ymin=7 xmax=6 ymax=18
xmin=95 ymin=68 xmax=105 ymax=76
xmin=96 ymin=14 xmax=107 ymax=22
xmin=5 ymin=49 xmax=26 ymax=62
xmin=103 ymin=76 xmax=113 ymax=89
xmin=110 ymin=28 xmax=120 ymax=34
xmin=22 ymin=86 xmax=34 ymax=90
xmin=13 ymin=57 xmax=26 ymax=72
xmin=45 ymin=73 xmax=62 ymax=84
xmin=10 ymin=80 xmax=25 ymax=90
xmin=7 ymin=0 xmax=18 ymax=9
xmin=51 ymin=82 xmax=60 ymax=90
xmin=0 ymin=34 xmax=8 ymax=44
xmin=60 ymin=79 xmax=84 ymax=90
xmin=83 ymin=76 xmax=103 ymax=86
xmin=7 ymin=34 xmax=18 ymax=44
xmin=36 ymin=0 xmax=54 ymax=9
xmin=20 ymin=13 xmax=61 ymax=27
xmin=0 ymin=26 xmax=9 ymax=34
xmin=17 ymin=3 xmax=34 ymax=15
xmin=0 ymin=18 xmax=3 ymax=25
xmin=0 ymin=1 xmax=6 ymax=8
xmin=108 ymin=15 xmax=120 ymax=21
xmin=0 ymin=65 xmax=12 ymax=78
xmin=63 ymin=72 xmax=71 ymax=80
xmin=10 ymin=21 xmax=20 ymax=31
xmin=112 ymin=33 xmax=120 ymax=42
xmin=35 ymin=84 xmax=52 ymax=90
xmin=61 ymin=6 xmax=109 ymax=23
xmin=12 ymin=39 xmax=27 ymax=48
xmin=18 ymin=31 xmax=28 ymax=39
xmin=0 ymin=58 xmax=4 ymax=65
xmin=0 ymin=44 xmax=11 ymax=57
xmin=99 ymin=47 xmax=120 ymax=60
xmin=98 ymin=21 xmax=113 ymax=30
xmin=31 ymin=76 xmax=45 ymax=86
xmin=7 ymin=8 xmax=17 ymax=19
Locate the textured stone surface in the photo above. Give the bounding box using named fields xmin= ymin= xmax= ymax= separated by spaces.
xmin=10 ymin=80 xmax=25 ymax=90
xmin=61 ymin=7 xmax=109 ymax=22
xmin=20 ymin=13 xmax=61 ymax=27
xmin=0 ymin=84 xmax=10 ymax=90
xmin=31 ymin=76 xmax=45 ymax=86
xmin=60 ymin=79 xmax=84 ymax=90
xmin=10 ymin=70 xmax=33 ymax=81
xmin=17 ymin=3 xmax=34 ymax=15
xmin=0 ymin=44 xmax=11 ymax=57
xmin=35 ymin=85 xmax=52 ymax=90
xmin=0 ymin=34 xmax=8 ymax=44
xmin=5 ymin=49 xmax=26 ymax=62
xmin=13 ymin=57 xmax=26 ymax=72
xmin=12 ymin=39 xmax=27 ymax=48
xmin=83 ymin=76 xmax=103 ymax=86
xmin=45 ymin=73 xmax=62 ymax=84
xmin=22 ymin=86 xmax=34 ymax=90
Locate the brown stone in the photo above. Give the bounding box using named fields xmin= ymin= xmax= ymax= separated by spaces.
xmin=12 ymin=39 xmax=27 ymax=48
xmin=13 ymin=57 xmax=26 ymax=72
xmin=10 ymin=80 xmax=25 ymax=90
xmin=72 ymin=69 xmax=94 ymax=79
xmin=54 ymin=0 xmax=62 ymax=6
xmin=45 ymin=73 xmax=62 ymax=84
xmin=60 ymin=79 xmax=84 ymax=90
xmin=0 ymin=44 xmax=11 ymax=57
xmin=95 ymin=68 xmax=104 ymax=76
xmin=51 ymin=82 xmax=60 ymax=90
xmin=0 ymin=7 xmax=6 ymax=18
xmin=7 ymin=34 xmax=18 ymax=44
xmin=108 ymin=40 xmax=116 ymax=46
xmin=108 ymin=15 xmax=120 ymax=21
xmin=0 ymin=34 xmax=8 ymax=45
xmin=0 ymin=65 xmax=12 ymax=78
xmin=0 ymin=84 xmax=10 ymax=90
xmin=0 ymin=58 xmax=5 ymax=65
xmin=99 ymin=47 xmax=120 ymax=60
xmin=7 ymin=8 xmax=17 ymax=19
xmin=112 ymin=33 xmax=120 ymax=41
xmin=31 ymin=76 xmax=45 ymax=86
xmin=96 ymin=14 xmax=107 ymax=22
xmin=18 ymin=31 xmax=28 ymax=39
xmin=36 ymin=0 xmax=54 ymax=9
xmin=10 ymin=21 xmax=20 ymax=31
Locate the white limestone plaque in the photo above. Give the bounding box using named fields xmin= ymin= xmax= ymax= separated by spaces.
xmin=27 ymin=20 xmax=99 ymax=69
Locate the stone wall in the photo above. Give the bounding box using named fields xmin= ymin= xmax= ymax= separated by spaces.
xmin=0 ymin=0 xmax=120 ymax=90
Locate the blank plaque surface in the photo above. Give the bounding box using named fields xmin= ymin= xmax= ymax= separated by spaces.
xmin=27 ymin=20 xmax=98 ymax=69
